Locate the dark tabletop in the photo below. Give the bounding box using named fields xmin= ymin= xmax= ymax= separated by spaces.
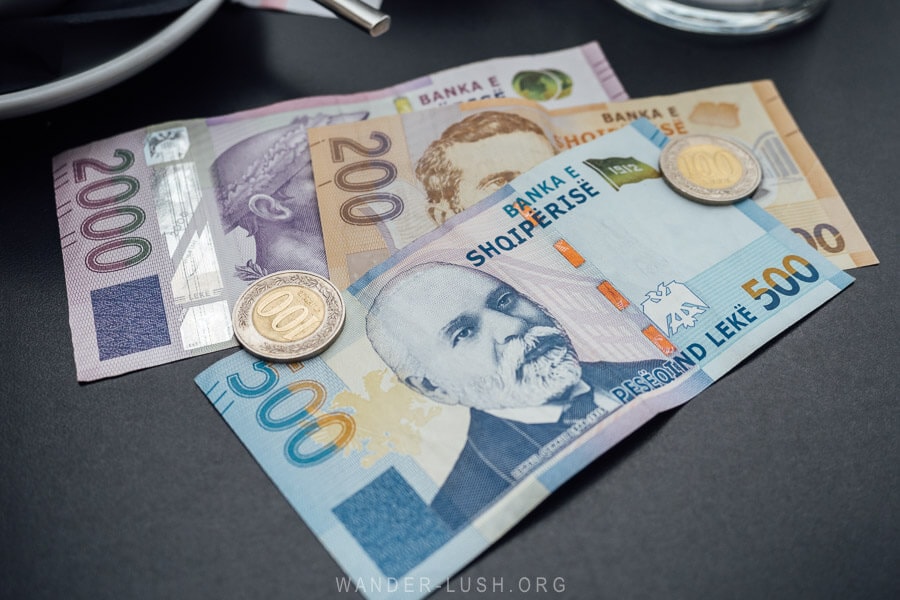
xmin=1 ymin=1 xmax=898 ymax=599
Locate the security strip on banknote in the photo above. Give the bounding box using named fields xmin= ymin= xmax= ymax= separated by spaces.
xmin=196 ymin=120 xmax=852 ymax=600
xmin=52 ymin=42 xmax=626 ymax=381
xmin=309 ymin=80 xmax=876 ymax=289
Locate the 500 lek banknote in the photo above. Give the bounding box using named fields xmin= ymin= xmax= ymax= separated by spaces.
xmin=196 ymin=121 xmax=852 ymax=600
xmin=309 ymin=80 xmax=876 ymax=288
xmin=52 ymin=42 xmax=626 ymax=381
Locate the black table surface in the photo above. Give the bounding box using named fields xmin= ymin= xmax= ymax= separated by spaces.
xmin=1 ymin=1 xmax=898 ymax=599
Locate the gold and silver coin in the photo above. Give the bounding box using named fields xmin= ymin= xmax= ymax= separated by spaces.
xmin=659 ymin=134 xmax=762 ymax=205
xmin=232 ymin=270 xmax=345 ymax=362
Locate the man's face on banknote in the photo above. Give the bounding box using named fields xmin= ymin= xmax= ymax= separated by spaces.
xmin=367 ymin=263 xmax=582 ymax=410
xmin=416 ymin=111 xmax=556 ymax=226
xmin=443 ymin=130 xmax=557 ymax=208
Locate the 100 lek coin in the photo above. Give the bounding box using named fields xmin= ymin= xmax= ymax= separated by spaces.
xmin=232 ymin=271 xmax=346 ymax=362
xmin=659 ymin=134 xmax=762 ymax=205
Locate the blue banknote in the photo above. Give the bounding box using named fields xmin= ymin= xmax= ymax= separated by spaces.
xmin=195 ymin=119 xmax=852 ymax=599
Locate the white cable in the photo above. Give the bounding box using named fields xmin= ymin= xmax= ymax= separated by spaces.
xmin=0 ymin=0 xmax=225 ymax=119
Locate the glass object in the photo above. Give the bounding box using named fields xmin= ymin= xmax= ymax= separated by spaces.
xmin=612 ymin=0 xmax=830 ymax=35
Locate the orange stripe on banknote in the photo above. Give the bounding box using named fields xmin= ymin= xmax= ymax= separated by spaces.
xmin=642 ymin=325 xmax=677 ymax=356
xmin=596 ymin=280 xmax=629 ymax=310
xmin=554 ymin=239 xmax=585 ymax=267
xmin=517 ymin=205 xmax=539 ymax=227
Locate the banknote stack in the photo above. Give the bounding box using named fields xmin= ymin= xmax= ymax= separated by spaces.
xmin=54 ymin=42 xmax=626 ymax=381
xmin=52 ymin=41 xmax=874 ymax=600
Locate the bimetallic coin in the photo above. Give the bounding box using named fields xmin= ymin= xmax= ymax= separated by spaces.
xmin=659 ymin=134 xmax=762 ymax=205
xmin=232 ymin=271 xmax=345 ymax=362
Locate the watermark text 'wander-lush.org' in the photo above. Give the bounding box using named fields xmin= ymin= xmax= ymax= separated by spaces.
xmin=336 ymin=575 xmax=567 ymax=594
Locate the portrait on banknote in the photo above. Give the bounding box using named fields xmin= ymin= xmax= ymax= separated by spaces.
xmin=415 ymin=110 xmax=557 ymax=226
xmin=365 ymin=261 xmax=663 ymax=530
xmin=211 ymin=113 xmax=367 ymax=280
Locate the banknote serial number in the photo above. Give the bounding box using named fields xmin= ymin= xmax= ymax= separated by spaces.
xmin=226 ymin=361 xmax=355 ymax=466
xmin=741 ymin=254 xmax=820 ymax=311
xmin=72 ymin=149 xmax=152 ymax=273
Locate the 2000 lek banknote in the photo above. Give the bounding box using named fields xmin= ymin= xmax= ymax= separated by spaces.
xmin=52 ymin=42 xmax=626 ymax=381
xmin=309 ymin=80 xmax=876 ymax=288
xmin=196 ymin=121 xmax=852 ymax=600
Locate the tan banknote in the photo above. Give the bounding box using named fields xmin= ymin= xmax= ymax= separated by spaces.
xmin=309 ymin=80 xmax=876 ymax=288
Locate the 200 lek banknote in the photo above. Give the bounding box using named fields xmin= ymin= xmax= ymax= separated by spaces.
xmin=52 ymin=42 xmax=626 ymax=381
xmin=309 ymin=80 xmax=876 ymax=288
xmin=196 ymin=121 xmax=852 ymax=600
